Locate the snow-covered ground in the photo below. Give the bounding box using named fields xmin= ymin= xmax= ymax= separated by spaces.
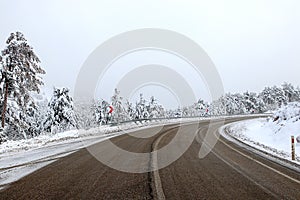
xmin=223 ymin=103 xmax=300 ymax=165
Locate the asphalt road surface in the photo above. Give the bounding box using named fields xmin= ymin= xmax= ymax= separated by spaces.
xmin=1 ymin=117 xmax=300 ymax=200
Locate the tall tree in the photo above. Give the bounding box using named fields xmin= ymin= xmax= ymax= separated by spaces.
xmin=125 ymin=100 xmax=135 ymax=120
xmin=92 ymin=99 xmax=111 ymax=125
xmin=0 ymin=32 xmax=45 ymax=129
xmin=111 ymin=88 xmax=126 ymax=123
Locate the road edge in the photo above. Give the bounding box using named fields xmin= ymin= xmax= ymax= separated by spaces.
xmin=219 ymin=119 xmax=300 ymax=173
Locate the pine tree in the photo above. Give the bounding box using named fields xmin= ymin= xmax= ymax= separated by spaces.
xmin=32 ymin=93 xmax=48 ymax=133
xmin=92 ymin=99 xmax=111 ymax=125
xmin=242 ymin=92 xmax=258 ymax=114
xmin=24 ymin=93 xmax=48 ymax=137
xmin=125 ymin=100 xmax=135 ymax=120
xmin=0 ymin=32 xmax=45 ymax=139
xmin=209 ymin=98 xmax=226 ymax=116
xmin=260 ymin=86 xmax=287 ymax=110
xmin=147 ymin=96 xmax=165 ymax=118
xmin=111 ymin=88 xmax=126 ymax=123
xmin=75 ymin=100 xmax=96 ymax=129
xmin=135 ymin=94 xmax=149 ymax=119
xmin=44 ymin=87 xmax=77 ymax=133
xmin=93 ymin=100 xmax=103 ymax=125
xmin=282 ymin=82 xmax=299 ymax=102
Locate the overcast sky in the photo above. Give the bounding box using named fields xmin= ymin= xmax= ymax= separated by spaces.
xmin=1 ymin=0 xmax=300 ymax=108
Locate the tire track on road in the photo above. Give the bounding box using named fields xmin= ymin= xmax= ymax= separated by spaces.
xmin=149 ymin=127 xmax=179 ymax=200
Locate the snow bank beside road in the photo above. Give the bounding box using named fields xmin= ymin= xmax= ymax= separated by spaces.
xmin=0 ymin=120 xmax=162 ymax=188
xmin=1 ymin=126 xmax=113 ymax=154
xmin=224 ymin=103 xmax=300 ymax=164
xmin=0 ymin=125 xmax=128 ymax=189
xmin=0 ymin=120 xmax=162 ymax=154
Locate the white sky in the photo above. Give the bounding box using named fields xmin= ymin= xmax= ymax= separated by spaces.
xmin=1 ymin=0 xmax=300 ymax=108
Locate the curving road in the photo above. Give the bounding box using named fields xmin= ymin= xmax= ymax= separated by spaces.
xmin=1 ymin=117 xmax=300 ymax=199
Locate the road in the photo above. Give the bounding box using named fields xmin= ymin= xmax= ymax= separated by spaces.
xmin=1 ymin=117 xmax=300 ymax=199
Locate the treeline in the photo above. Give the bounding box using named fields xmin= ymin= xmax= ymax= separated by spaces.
xmin=1 ymin=31 xmax=300 ymax=143
xmin=76 ymin=82 xmax=300 ymax=126
xmin=75 ymin=89 xmax=166 ymax=129
xmin=208 ymin=82 xmax=300 ymax=116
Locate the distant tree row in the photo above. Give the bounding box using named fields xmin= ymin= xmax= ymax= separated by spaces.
xmin=75 ymin=89 xmax=166 ymax=129
xmin=156 ymin=83 xmax=300 ymax=118
xmin=76 ymin=82 xmax=300 ymax=128
xmin=207 ymin=83 xmax=300 ymax=116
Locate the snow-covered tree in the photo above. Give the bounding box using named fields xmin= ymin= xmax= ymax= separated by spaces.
xmin=241 ymin=92 xmax=259 ymax=114
xmin=221 ymin=94 xmax=239 ymax=115
xmin=92 ymin=99 xmax=111 ymax=125
xmin=173 ymin=107 xmax=182 ymax=118
xmin=44 ymin=87 xmax=77 ymax=133
xmin=209 ymin=98 xmax=226 ymax=116
xmin=194 ymin=99 xmax=209 ymax=116
xmin=125 ymin=100 xmax=135 ymax=120
xmin=147 ymin=96 xmax=165 ymax=118
xmin=163 ymin=109 xmax=176 ymax=118
xmin=93 ymin=100 xmax=103 ymax=125
xmin=259 ymin=87 xmax=274 ymax=108
xmin=178 ymin=99 xmax=209 ymax=117
xmin=282 ymin=82 xmax=299 ymax=102
xmin=111 ymin=88 xmax=126 ymax=123
xmin=259 ymin=86 xmax=287 ymax=110
xmin=135 ymin=93 xmax=149 ymax=119
xmin=273 ymin=86 xmax=288 ymax=107
xmin=0 ymin=32 xmax=45 ymax=140
xmin=254 ymin=96 xmax=266 ymax=113
xmin=25 ymin=93 xmax=48 ymax=136
xmin=75 ymin=99 xmax=96 ymax=129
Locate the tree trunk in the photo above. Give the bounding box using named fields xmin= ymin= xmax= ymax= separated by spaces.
xmin=2 ymin=82 xmax=8 ymax=128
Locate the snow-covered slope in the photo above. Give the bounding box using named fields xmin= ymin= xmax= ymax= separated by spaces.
xmin=224 ymin=102 xmax=300 ymax=164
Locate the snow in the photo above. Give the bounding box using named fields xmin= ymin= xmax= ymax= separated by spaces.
xmin=0 ymin=161 xmax=54 ymax=190
xmin=0 ymin=122 xmax=159 ymax=189
xmin=0 ymin=114 xmax=268 ymax=189
xmin=0 ymin=119 xmax=185 ymax=188
xmin=0 ymin=130 xmax=122 ymax=189
xmin=222 ymin=103 xmax=300 ymax=165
